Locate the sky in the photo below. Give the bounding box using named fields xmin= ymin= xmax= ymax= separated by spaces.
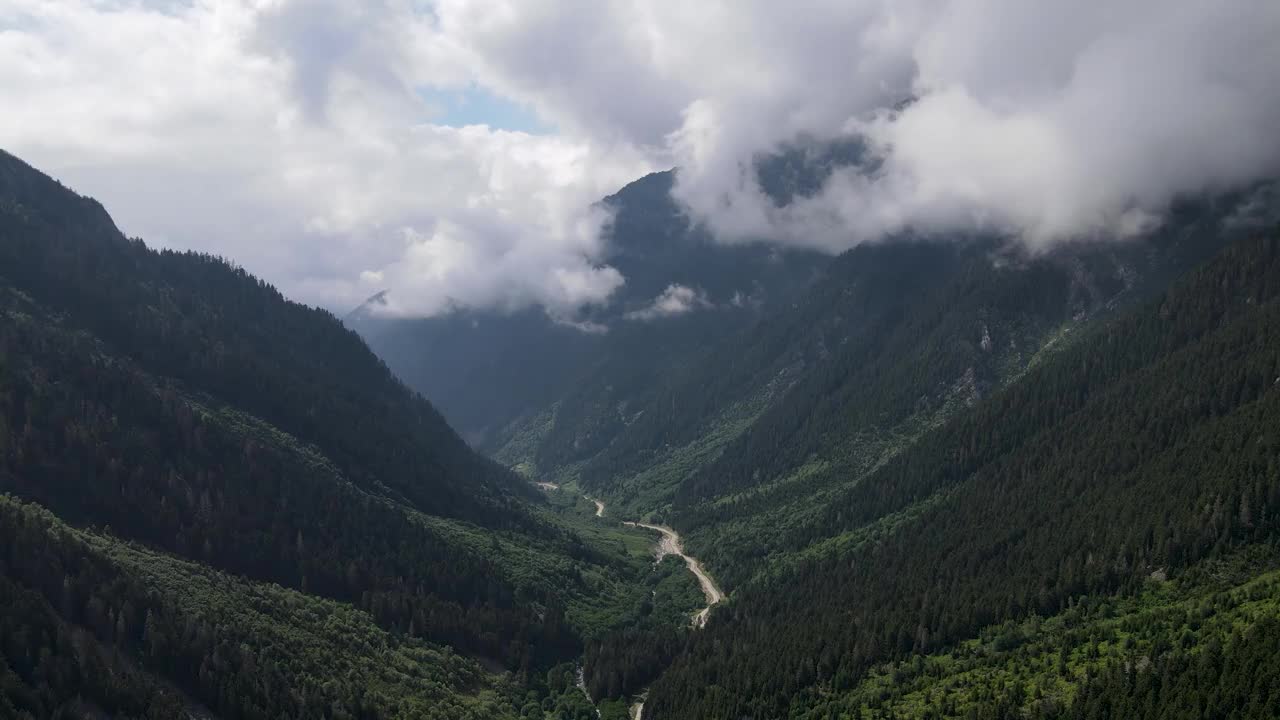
xmin=2 ymin=0 xmax=1279 ymax=319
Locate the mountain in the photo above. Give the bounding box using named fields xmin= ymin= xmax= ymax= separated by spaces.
xmin=348 ymin=169 xmax=828 ymax=450
xmin=638 ymin=194 xmax=1257 ymax=579
xmin=460 ymin=177 xmax=1276 ymax=719
xmin=0 ymin=149 xmax=695 ymax=719
xmin=644 ymin=223 xmax=1280 ymax=719
xmin=349 ymin=132 xmax=1280 ymax=718
xmin=481 ymin=191 xmax=1253 ymax=530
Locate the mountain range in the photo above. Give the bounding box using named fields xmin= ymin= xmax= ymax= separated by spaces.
xmin=3 ymin=145 xmax=1280 ymax=719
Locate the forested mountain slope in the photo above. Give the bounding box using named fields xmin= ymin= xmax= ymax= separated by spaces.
xmin=642 ymin=227 xmax=1280 ymax=718
xmin=555 ymin=191 xmax=1257 ymax=534
xmin=0 ymin=496 xmax=521 ymax=720
xmin=666 ymin=196 xmax=1268 ymax=587
xmin=0 ymin=148 xmax=523 ymax=522
xmin=0 ymin=149 xmax=682 ymax=719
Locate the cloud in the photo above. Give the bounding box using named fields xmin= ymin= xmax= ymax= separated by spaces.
xmin=2 ymin=0 xmax=1277 ymax=320
xmin=430 ymin=0 xmax=1280 ymax=251
xmin=0 ymin=0 xmax=650 ymax=316
xmin=624 ymin=284 xmax=711 ymax=321
xmin=826 ymin=0 xmax=1280 ymax=250
xmin=248 ymin=0 xmax=414 ymax=123
xmin=551 ymin=316 xmax=610 ymax=335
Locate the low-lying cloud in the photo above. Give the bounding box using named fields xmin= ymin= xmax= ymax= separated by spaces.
xmin=3 ymin=1 xmax=1277 ymax=317
xmin=445 ymin=0 xmax=1280 ymax=251
xmin=624 ymin=284 xmax=711 ymax=321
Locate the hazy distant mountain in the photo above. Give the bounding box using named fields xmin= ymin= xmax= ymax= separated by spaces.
xmin=348 ymin=169 xmax=828 ymax=449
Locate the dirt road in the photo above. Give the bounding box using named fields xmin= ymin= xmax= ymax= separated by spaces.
xmin=623 ymin=521 xmax=724 ymax=628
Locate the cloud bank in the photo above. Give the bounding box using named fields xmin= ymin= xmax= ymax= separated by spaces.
xmin=2 ymin=0 xmax=1278 ymax=317
xmin=449 ymin=0 xmax=1280 ymax=252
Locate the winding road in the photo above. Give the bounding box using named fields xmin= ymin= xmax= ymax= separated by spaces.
xmin=622 ymin=521 xmax=724 ymax=628
xmin=532 ymin=482 xmax=722 ymax=720
xmin=534 ymin=485 xmax=724 ymax=625
xmin=611 ymin=504 xmax=725 ymax=720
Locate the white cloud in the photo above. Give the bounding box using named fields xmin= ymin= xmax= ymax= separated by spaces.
xmin=2 ymin=0 xmax=1277 ymax=318
xmin=624 ymin=283 xmax=710 ymax=321
xmin=0 ymin=0 xmax=650 ymax=315
xmin=426 ymin=0 xmax=1280 ymax=251
xmin=551 ymin=316 xmax=610 ymax=334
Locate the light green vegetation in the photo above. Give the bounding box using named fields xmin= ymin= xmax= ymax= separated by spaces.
xmin=516 ymin=483 xmax=705 ymax=640
xmin=1 ymin=496 xmax=523 ymax=720
xmin=594 ymin=391 xmax=773 ymax=520
xmin=803 ymin=546 xmax=1280 ymax=719
xmin=492 ymin=403 xmax=560 ymax=477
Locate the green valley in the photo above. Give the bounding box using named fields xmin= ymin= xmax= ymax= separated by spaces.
xmin=3 ymin=151 xmax=1279 ymax=720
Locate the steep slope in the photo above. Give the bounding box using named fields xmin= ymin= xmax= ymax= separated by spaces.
xmin=642 ymin=228 xmax=1280 ymax=718
xmin=0 ymin=148 xmax=523 ymax=522
xmin=564 ymin=192 xmax=1254 ymax=532
xmin=0 ymin=149 xmax=685 ymax=717
xmin=0 ymin=496 xmax=523 ymax=720
xmin=672 ymin=200 xmax=1259 ymax=586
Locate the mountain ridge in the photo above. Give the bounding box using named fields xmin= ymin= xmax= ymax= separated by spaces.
xmin=0 ymin=148 xmax=698 ymax=720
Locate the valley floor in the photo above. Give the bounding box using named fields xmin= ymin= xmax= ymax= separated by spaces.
xmin=536 ymin=483 xmax=727 ymax=719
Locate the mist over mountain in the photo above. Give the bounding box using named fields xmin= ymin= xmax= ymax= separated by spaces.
xmin=348 ymin=167 xmax=828 ymax=445
xmin=5 ymin=1 xmax=1277 ymax=320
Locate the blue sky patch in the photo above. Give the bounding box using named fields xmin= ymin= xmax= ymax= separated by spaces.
xmin=419 ymin=85 xmax=551 ymax=134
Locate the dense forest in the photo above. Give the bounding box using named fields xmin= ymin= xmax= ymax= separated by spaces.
xmin=0 ymin=495 xmax=521 ymax=719
xmin=640 ymin=230 xmax=1280 ymax=717
xmin=472 ymin=184 xmax=1253 ymax=535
